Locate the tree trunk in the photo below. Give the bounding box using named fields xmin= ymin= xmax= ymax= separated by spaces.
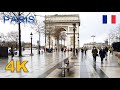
xmin=18 ymin=12 xmax=22 ymax=57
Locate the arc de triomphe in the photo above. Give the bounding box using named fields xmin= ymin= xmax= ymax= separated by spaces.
xmin=44 ymin=14 xmax=80 ymax=50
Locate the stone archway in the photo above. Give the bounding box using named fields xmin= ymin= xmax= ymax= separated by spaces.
xmin=45 ymin=14 xmax=80 ymax=52
xmin=53 ymin=28 xmax=66 ymax=51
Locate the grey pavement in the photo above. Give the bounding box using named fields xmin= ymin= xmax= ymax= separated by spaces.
xmin=0 ymin=49 xmax=120 ymax=78
xmin=0 ymin=50 xmax=72 ymax=78
xmin=46 ymin=50 xmax=120 ymax=78
xmin=79 ymin=50 xmax=120 ymax=78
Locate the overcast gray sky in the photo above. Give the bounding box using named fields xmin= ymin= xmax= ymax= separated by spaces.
xmin=0 ymin=12 xmax=120 ymax=47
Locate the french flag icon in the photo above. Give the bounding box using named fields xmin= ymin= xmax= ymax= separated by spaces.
xmin=102 ymin=15 xmax=116 ymax=24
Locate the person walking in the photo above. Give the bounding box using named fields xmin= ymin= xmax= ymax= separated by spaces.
xmin=84 ymin=47 xmax=88 ymax=55
xmin=92 ymin=46 xmax=98 ymax=63
xmin=64 ymin=48 xmax=66 ymax=53
xmin=81 ymin=47 xmax=84 ymax=58
xmin=104 ymin=46 xmax=108 ymax=60
xmin=99 ymin=47 xmax=106 ymax=64
xmin=76 ymin=48 xmax=78 ymax=55
xmin=81 ymin=47 xmax=84 ymax=54
xmin=109 ymin=46 xmax=114 ymax=55
xmin=10 ymin=47 xmax=14 ymax=58
xmin=61 ymin=48 xmax=64 ymax=52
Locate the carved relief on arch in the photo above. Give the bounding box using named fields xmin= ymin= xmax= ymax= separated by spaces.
xmin=55 ymin=26 xmax=68 ymax=32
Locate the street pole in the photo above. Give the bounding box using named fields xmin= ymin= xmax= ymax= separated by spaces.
xmin=71 ymin=23 xmax=77 ymax=59
xmin=73 ymin=28 xmax=75 ymax=56
xmin=30 ymin=32 xmax=33 ymax=56
xmin=31 ymin=36 xmax=32 ymax=55
xmin=38 ymin=31 xmax=40 ymax=54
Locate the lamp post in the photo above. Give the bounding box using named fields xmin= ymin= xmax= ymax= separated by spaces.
xmin=38 ymin=30 xmax=40 ymax=54
xmin=91 ymin=35 xmax=96 ymax=46
xmin=71 ymin=23 xmax=77 ymax=59
xmin=30 ymin=32 xmax=33 ymax=56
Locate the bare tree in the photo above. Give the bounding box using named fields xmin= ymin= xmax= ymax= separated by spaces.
xmin=45 ymin=19 xmax=55 ymax=51
xmin=0 ymin=12 xmax=34 ymax=56
xmin=7 ymin=31 xmax=19 ymax=49
xmin=115 ymin=25 xmax=120 ymax=42
xmin=0 ymin=33 xmax=5 ymax=46
xmin=30 ymin=15 xmax=45 ymax=54
xmin=108 ymin=25 xmax=120 ymax=45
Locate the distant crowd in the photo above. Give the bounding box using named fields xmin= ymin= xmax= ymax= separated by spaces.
xmin=79 ymin=46 xmax=114 ymax=64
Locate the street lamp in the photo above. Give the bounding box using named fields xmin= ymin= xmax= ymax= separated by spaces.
xmin=71 ymin=23 xmax=77 ymax=59
xmin=91 ymin=35 xmax=96 ymax=46
xmin=30 ymin=32 xmax=33 ymax=56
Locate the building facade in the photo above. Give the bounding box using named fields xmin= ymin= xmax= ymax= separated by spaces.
xmin=83 ymin=42 xmax=108 ymax=49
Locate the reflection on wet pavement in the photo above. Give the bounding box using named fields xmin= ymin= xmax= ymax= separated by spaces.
xmin=1 ymin=49 xmax=120 ymax=78
xmin=0 ymin=50 xmax=72 ymax=78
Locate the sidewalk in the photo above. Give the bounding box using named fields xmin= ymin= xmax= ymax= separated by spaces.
xmin=79 ymin=50 xmax=120 ymax=78
xmin=1 ymin=50 xmax=120 ymax=78
xmin=0 ymin=50 xmax=70 ymax=78
xmin=46 ymin=50 xmax=120 ymax=78
xmin=46 ymin=56 xmax=80 ymax=78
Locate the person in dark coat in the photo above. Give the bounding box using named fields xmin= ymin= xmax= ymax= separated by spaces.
xmin=99 ymin=47 xmax=106 ymax=64
xmin=81 ymin=48 xmax=84 ymax=53
xmin=81 ymin=47 xmax=84 ymax=57
xmin=104 ymin=46 xmax=108 ymax=60
xmin=10 ymin=47 xmax=14 ymax=58
xmin=84 ymin=47 xmax=88 ymax=55
xmin=92 ymin=46 xmax=98 ymax=62
xmin=61 ymin=48 xmax=64 ymax=52
xmin=76 ymin=48 xmax=78 ymax=55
